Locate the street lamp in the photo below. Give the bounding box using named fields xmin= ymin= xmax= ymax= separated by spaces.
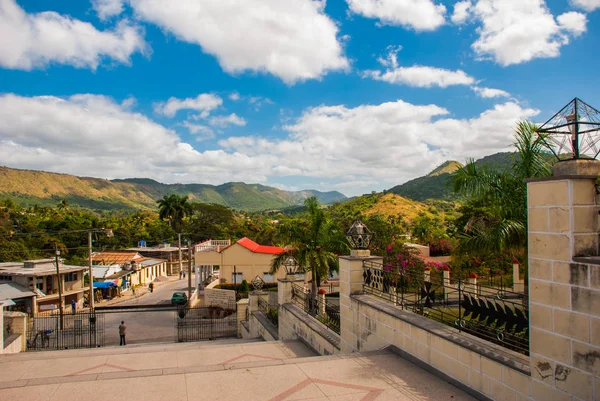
xmin=345 ymin=219 xmax=373 ymax=250
xmin=283 ymin=254 xmax=299 ymax=276
xmin=88 ymin=228 xmax=113 ymax=310
xmin=54 ymin=248 xmax=64 ymax=330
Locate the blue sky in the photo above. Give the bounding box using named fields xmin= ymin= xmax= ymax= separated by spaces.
xmin=0 ymin=0 xmax=598 ymax=196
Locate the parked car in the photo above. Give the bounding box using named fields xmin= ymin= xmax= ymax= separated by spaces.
xmin=171 ymin=292 xmax=188 ymax=306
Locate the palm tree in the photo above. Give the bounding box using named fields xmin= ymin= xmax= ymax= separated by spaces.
xmin=156 ymin=194 xmax=192 ymax=233
xmin=57 ymin=199 xmax=70 ymax=212
xmin=452 ymin=120 xmax=552 ymax=254
xmin=270 ymin=197 xmax=345 ymax=301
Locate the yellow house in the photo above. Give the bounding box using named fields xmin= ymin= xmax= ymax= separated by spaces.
xmin=195 ymin=238 xmax=286 ymax=284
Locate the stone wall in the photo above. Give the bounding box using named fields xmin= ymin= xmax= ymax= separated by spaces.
xmin=3 ymin=311 xmax=27 ymax=352
xmin=527 ymin=160 xmax=600 ymax=401
xmin=278 ymin=303 xmax=340 ymax=356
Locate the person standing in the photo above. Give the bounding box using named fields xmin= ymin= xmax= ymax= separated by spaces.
xmin=119 ymin=321 xmax=126 ymax=346
xmin=71 ymin=299 xmax=76 ymax=314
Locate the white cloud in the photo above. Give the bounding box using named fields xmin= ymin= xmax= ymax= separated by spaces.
xmin=0 ymin=93 xmax=539 ymax=196
xmin=128 ymin=0 xmax=349 ymax=84
xmin=208 ymin=113 xmax=247 ymax=128
xmin=451 ymin=1 xmax=472 ymax=24
xmin=0 ymin=93 xmax=271 ymax=184
xmin=472 ymin=86 xmax=510 ymax=98
xmin=154 ymin=94 xmax=222 ymax=118
xmin=182 ymin=121 xmax=215 ymax=141
xmin=229 ymin=92 xmax=241 ymax=101
xmin=365 ymin=46 xmax=475 ymax=88
xmin=570 ymin=0 xmax=600 ymax=12
xmin=92 ymin=0 xmax=124 ymax=20
xmin=467 ymin=0 xmax=587 ymax=66
xmin=346 ymin=0 xmax=446 ymax=31
xmin=0 ymin=0 xmax=147 ymax=70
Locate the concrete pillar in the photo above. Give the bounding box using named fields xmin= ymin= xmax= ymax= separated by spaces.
xmin=527 ymin=159 xmax=600 ymax=401
xmin=339 ymin=251 xmax=383 ymax=353
xmin=424 ymin=268 xmax=431 ymax=283
xmin=512 ymin=263 xmax=524 ymax=293
xmin=0 ymin=306 xmax=4 ymax=354
xmin=277 ymin=276 xmax=304 ymax=306
xmin=236 ymin=298 xmax=249 ymax=338
xmin=318 ymin=291 xmax=326 ymax=317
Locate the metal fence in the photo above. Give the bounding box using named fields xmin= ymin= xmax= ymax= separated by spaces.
xmin=27 ymin=311 xmax=105 ymax=351
xmin=291 ymin=283 xmax=340 ymax=334
xmin=363 ymin=260 xmax=529 ymax=355
xmin=257 ymin=296 xmax=278 ymax=327
xmin=175 ymin=305 xmax=237 ymax=342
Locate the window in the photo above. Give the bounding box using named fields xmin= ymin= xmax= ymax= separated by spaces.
xmin=0 ymin=275 xmax=12 ymax=281
xmin=232 ymin=272 xmax=243 ymax=284
xmin=263 ymin=273 xmax=274 ymax=283
xmin=64 ymin=272 xmax=78 ymax=282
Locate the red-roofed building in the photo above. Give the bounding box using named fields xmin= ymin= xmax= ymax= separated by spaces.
xmin=194 ymin=238 xmax=286 ymax=284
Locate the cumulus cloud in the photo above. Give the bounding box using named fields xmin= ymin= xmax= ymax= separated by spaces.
xmin=466 ymin=0 xmax=587 ymax=66
xmin=92 ymin=0 xmax=124 ymax=20
xmin=0 ymin=0 xmax=147 ymax=70
xmin=0 ymin=93 xmax=271 ymax=184
xmin=0 ymin=93 xmax=539 ymax=196
xmin=154 ymin=94 xmax=223 ymax=118
xmin=570 ymin=0 xmax=600 ymax=11
xmin=208 ymin=113 xmax=247 ymax=128
xmin=346 ymin=0 xmax=447 ymax=31
xmin=451 ymin=1 xmax=473 ymax=24
xmin=128 ymin=0 xmax=349 ymax=84
xmin=365 ymin=46 xmax=475 ymax=88
xmin=182 ymin=121 xmax=215 ymax=141
xmin=472 ymin=86 xmax=510 ymax=98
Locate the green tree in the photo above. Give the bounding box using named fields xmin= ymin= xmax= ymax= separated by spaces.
xmin=270 ymin=197 xmax=347 ymax=301
xmin=157 ymin=194 xmax=192 ymax=233
xmin=452 ymin=121 xmax=552 ymax=254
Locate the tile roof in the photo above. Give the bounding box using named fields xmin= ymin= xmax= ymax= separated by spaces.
xmin=236 ymin=237 xmax=285 ymax=255
xmin=91 ymin=251 xmax=142 ymax=265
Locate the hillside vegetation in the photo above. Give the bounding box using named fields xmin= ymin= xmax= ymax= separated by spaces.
xmin=388 ymin=152 xmax=515 ymax=201
xmin=0 ymin=167 xmax=346 ymax=212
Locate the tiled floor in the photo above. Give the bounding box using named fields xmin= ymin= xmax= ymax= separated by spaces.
xmin=0 ymin=339 xmax=477 ymax=401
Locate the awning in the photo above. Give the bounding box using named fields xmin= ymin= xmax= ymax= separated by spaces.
xmin=93 ymin=282 xmax=117 ymax=289
xmin=0 ymin=299 xmax=16 ymax=307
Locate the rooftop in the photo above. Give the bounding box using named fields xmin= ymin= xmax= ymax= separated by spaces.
xmin=236 ymin=237 xmax=285 ymax=255
xmin=0 ymin=282 xmax=36 ymax=301
xmin=0 ymin=260 xmax=87 ymax=276
xmin=127 ymin=246 xmax=187 ymax=252
xmin=92 ymin=251 xmax=143 ymax=265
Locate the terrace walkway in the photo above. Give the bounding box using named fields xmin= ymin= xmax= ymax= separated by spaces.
xmin=0 ymin=339 xmax=477 ymax=400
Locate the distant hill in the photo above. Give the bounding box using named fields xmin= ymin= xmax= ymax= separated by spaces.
xmin=0 ymin=167 xmax=346 ymax=212
xmin=388 ymin=152 xmax=515 ymax=202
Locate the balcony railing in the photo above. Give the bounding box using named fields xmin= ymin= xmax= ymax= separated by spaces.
xmin=363 ymin=260 xmax=529 ymax=356
xmin=291 ymin=283 xmax=340 ymax=334
xmin=257 ymin=296 xmax=278 ymax=327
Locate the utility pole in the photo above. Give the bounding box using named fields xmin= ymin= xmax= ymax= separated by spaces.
xmin=88 ymin=231 xmax=94 ymax=310
xmin=55 ymin=247 xmax=64 ymax=330
xmin=187 ymin=239 xmax=192 ymax=301
xmin=178 ymin=233 xmax=182 ymax=276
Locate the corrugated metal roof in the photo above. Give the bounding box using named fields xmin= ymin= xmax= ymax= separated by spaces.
xmin=0 ymin=282 xmax=37 ymax=300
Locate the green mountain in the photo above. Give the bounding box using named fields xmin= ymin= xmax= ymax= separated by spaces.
xmin=0 ymin=167 xmax=346 ymax=212
xmin=387 ymin=152 xmax=515 ymax=202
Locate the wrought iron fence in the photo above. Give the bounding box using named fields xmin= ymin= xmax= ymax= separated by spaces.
xmin=362 ymin=260 xmax=529 ymax=355
xmin=27 ymin=311 xmax=105 ymax=351
xmin=257 ymin=296 xmax=278 ymax=327
xmin=291 ymin=283 xmax=340 ymax=334
xmin=175 ymin=305 xmax=237 ymax=342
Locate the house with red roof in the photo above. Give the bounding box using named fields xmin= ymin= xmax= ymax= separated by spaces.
xmin=194 ymin=238 xmax=285 ymax=284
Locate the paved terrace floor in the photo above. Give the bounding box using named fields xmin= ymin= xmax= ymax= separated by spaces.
xmin=0 ymin=339 xmax=477 ymax=401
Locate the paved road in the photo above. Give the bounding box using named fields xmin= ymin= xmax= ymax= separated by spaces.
xmin=102 ymin=277 xmax=195 ymax=346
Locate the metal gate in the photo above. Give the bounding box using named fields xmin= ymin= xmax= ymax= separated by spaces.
xmin=175 ymin=305 xmax=237 ymax=342
xmin=27 ymin=311 xmax=105 ymax=351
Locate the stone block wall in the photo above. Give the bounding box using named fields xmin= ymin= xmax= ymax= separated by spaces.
xmin=278 ymin=304 xmax=340 ymax=355
xmin=3 ymin=311 xmax=27 ymax=352
xmin=527 ymin=163 xmax=600 ymax=401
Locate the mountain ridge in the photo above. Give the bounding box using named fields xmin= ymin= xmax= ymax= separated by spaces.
xmin=0 ymin=166 xmax=346 ymax=212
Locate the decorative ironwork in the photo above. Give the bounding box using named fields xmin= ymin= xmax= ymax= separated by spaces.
xmin=257 ymin=296 xmax=278 ymax=327
xmin=537 ymin=97 xmax=600 ymax=160
xmin=251 ymin=275 xmax=265 ymax=291
xmin=291 ymin=283 xmax=340 ymax=334
xmin=27 ymin=310 xmax=105 ymax=351
xmin=362 ymin=260 xmax=529 ymax=355
xmin=175 ymin=305 xmax=237 ymax=342
xmin=345 ymin=219 xmax=373 ymax=250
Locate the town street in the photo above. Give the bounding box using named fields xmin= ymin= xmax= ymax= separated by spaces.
xmin=102 ymin=276 xmax=195 ymax=346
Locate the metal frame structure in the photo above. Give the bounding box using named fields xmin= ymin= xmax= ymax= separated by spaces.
xmin=362 ymin=260 xmax=529 ymax=355
xmin=537 ymin=97 xmax=600 ymax=160
xmin=175 ymin=304 xmax=237 ymax=342
xmin=257 ymin=296 xmax=278 ymax=327
xmin=26 ymin=310 xmax=104 ymax=351
xmin=291 ymin=283 xmax=340 ymax=334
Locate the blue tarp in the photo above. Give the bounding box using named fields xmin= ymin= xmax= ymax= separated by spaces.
xmin=93 ymin=281 xmax=117 ymax=289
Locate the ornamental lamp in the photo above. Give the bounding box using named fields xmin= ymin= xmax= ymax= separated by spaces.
xmin=345 ymin=219 xmax=373 ymax=254
xmin=283 ymin=255 xmax=299 ymax=276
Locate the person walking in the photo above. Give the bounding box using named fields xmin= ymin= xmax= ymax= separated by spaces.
xmin=119 ymin=321 xmax=126 ymax=346
xmin=179 ymin=271 xmax=182 ymax=280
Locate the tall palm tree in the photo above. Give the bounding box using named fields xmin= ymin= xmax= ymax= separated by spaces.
xmin=57 ymin=199 xmax=70 ymax=212
xmin=270 ymin=197 xmax=346 ymax=300
xmin=452 ymin=120 xmax=552 ymax=254
xmin=156 ymin=194 xmax=192 ymax=233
